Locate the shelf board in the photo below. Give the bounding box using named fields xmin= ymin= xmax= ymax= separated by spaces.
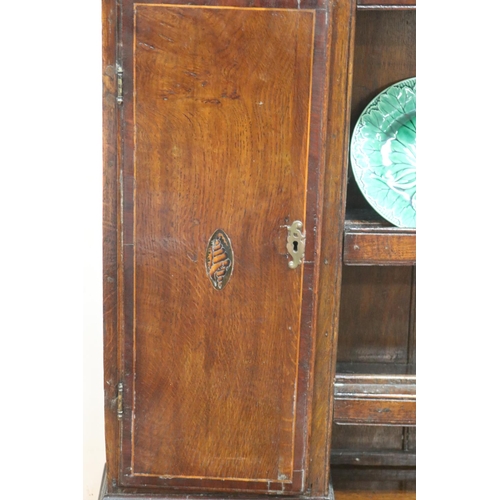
xmin=331 ymin=449 xmax=416 ymax=467
xmin=334 ymin=373 xmax=416 ymax=426
xmin=343 ymin=210 xmax=415 ymax=266
xmin=357 ymin=0 xmax=416 ymax=9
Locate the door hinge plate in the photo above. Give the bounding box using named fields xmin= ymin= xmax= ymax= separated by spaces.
xmin=116 ymin=65 xmax=123 ymax=104
xmin=117 ymin=382 xmax=124 ymax=419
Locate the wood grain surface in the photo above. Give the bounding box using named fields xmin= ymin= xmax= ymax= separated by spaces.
xmin=343 ymin=231 xmax=416 ymax=266
xmin=114 ymin=0 xmax=332 ymax=494
xmin=307 ymin=0 xmax=355 ymax=495
xmin=102 ymin=0 xmax=120 ymax=490
xmin=333 ymin=400 xmax=415 ymax=426
xmin=333 ymin=373 xmax=416 ymax=426
xmin=343 ymin=210 xmax=416 ymax=265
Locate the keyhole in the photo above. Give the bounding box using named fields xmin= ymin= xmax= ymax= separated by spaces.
xmin=293 ymin=241 xmax=298 ymax=252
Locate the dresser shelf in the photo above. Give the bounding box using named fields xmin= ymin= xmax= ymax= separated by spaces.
xmin=333 ymin=373 xmax=416 ymax=426
xmin=331 ymin=449 xmax=416 ymax=467
xmin=343 ymin=209 xmax=416 ymax=266
xmin=357 ymin=0 xmax=416 ymax=9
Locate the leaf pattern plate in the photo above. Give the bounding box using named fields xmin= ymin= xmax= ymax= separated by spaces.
xmin=350 ymin=77 xmax=416 ymax=228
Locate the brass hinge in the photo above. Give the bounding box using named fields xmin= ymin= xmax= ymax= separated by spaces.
xmin=116 ymin=64 xmax=123 ymax=104
xmin=117 ymin=382 xmax=124 ymax=419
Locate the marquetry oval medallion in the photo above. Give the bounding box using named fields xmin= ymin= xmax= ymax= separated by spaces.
xmin=205 ymin=229 xmax=234 ymax=290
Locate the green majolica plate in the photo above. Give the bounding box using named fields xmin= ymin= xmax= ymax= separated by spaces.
xmin=350 ymin=77 xmax=416 ymax=228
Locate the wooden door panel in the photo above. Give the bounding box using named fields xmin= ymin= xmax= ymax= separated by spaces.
xmin=118 ymin=0 xmax=329 ymax=494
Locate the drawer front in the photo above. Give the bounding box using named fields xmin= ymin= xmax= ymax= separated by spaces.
xmin=118 ymin=0 xmax=330 ymax=494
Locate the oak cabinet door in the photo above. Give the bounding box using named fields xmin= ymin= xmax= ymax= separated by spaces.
xmin=117 ymin=0 xmax=330 ymax=494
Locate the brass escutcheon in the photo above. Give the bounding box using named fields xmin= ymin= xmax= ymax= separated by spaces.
xmin=286 ymin=221 xmax=306 ymax=269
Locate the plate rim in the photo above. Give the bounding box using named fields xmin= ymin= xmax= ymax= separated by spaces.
xmin=350 ymin=76 xmax=416 ymax=229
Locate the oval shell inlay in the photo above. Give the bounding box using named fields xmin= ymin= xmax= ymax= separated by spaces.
xmin=205 ymin=229 xmax=234 ymax=290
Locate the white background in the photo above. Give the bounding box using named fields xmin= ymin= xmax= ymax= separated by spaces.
xmin=2 ymin=1 xmax=104 ymax=498
xmin=1 ymin=2 xmax=499 ymax=499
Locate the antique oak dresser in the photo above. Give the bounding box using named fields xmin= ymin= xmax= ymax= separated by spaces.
xmin=101 ymin=0 xmax=416 ymax=498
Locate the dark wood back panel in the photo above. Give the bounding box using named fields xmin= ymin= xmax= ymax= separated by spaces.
xmin=347 ymin=9 xmax=416 ymax=211
xmin=337 ymin=266 xmax=414 ymax=367
xmin=332 ymin=425 xmax=404 ymax=451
